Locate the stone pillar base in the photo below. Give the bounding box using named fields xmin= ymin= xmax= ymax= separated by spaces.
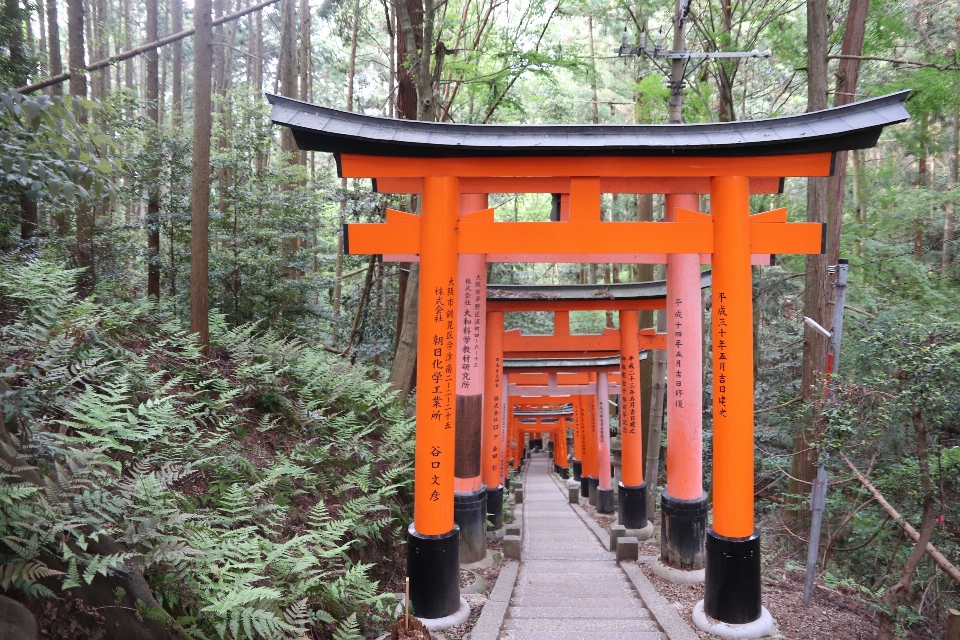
xmin=407 ymin=524 xmax=460 ymax=620
xmin=454 ymin=486 xmax=487 ymax=564
xmin=486 ymin=485 xmax=504 ymax=531
xmin=661 ymin=492 xmax=708 ymax=571
xmin=693 ymin=601 xmax=775 ymax=639
xmin=597 ymin=488 xmax=615 ymax=513
xmin=617 ymin=482 xmax=648 ymax=530
xmin=588 ymin=477 xmax=599 ymax=506
xmin=705 ymin=528 xmax=762 ymax=624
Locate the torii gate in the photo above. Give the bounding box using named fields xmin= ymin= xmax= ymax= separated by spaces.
xmin=269 ymin=91 xmax=909 ymax=633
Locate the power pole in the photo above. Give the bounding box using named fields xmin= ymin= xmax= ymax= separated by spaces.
xmin=615 ymin=6 xmax=770 ymax=123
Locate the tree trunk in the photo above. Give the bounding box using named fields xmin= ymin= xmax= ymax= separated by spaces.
xmin=46 ymin=0 xmax=62 ymax=95
xmin=394 ymin=0 xmax=421 ymax=120
xmin=636 ymin=195 xmax=654 ymax=461
xmin=298 ymin=0 xmax=312 ymax=164
xmin=826 ymin=0 xmax=868 ymax=267
xmin=875 ymin=411 xmax=935 ymax=640
xmin=191 ymin=0 xmax=214 ymax=353
xmin=789 ymin=0 xmax=830 ymax=526
xmin=717 ymin=0 xmax=736 ymax=122
xmin=67 ymin=0 xmax=95 ymax=296
xmin=279 ymin=0 xmax=298 ymax=156
xmin=944 ymin=115 xmax=958 ymax=271
xmin=171 ymin=0 xmax=183 ymax=125
xmin=389 ymin=262 xmax=420 ymax=402
xmin=66 ymin=0 xmax=87 ymax=98
xmin=588 ymin=15 xmax=599 ymax=124
xmin=915 ymin=116 xmax=928 ymax=259
xmin=146 ymin=0 xmax=161 ymax=299
xmin=19 ymin=196 xmax=38 ymax=241
xmin=37 ymin=0 xmax=45 ymax=74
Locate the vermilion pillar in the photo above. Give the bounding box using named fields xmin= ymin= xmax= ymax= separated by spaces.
xmin=703 ymin=176 xmax=763 ymax=625
xmin=500 ymin=372 xmax=509 ymax=485
xmin=481 ymin=310 xmax=505 ymax=535
xmin=584 ymin=384 xmax=600 ymax=506
xmin=572 ymin=394 xmax=584 ymax=482
xmin=661 ymin=194 xmax=709 ymax=573
xmin=576 ymin=396 xmax=590 ymax=497
xmin=454 ymin=194 xmax=488 ymax=564
xmin=595 ymin=372 xmax=615 ymax=513
xmin=408 ymin=175 xmax=461 ymax=619
xmin=618 ymin=310 xmax=649 ymax=531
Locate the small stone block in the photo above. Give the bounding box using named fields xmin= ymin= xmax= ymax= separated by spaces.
xmin=514 ymin=489 xmax=524 ymax=504
xmin=616 ymin=536 xmax=639 ymax=562
xmin=514 ymin=481 xmax=523 ymax=490
xmin=609 ymin=524 xmax=626 ymax=551
xmin=504 ymin=535 xmax=522 ymax=560
xmin=505 ymin=523 xmax=521 ymax=536
xmin=568 ymin=486 xmax=579 ymax=504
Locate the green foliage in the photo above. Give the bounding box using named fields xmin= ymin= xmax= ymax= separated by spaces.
xmin=0 ymin=256 xmax=412 ymax=638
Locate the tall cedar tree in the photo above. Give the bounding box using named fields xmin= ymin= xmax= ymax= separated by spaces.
xmin=191 ymin=0 xmax=214 ymax=351
xmin=147 ymin=0 xmax=161 ymax=298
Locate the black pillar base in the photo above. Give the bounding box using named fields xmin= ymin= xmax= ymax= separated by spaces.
xmin=572 ymin=460 xmax=582 ymax=482
xmin=618 ymin=482 xmax=648 ymax=529
xmin=661 ymin=492 xmax=708 ymax=570
xmin=559 ymin=467 xmax=569 ymax=480
xmin=597 ymin=488 xmax=615 ymax=513
xmin=486 ymin=484 xmax=504 ymax=531
xmin=553 ymin=463 xmax=561 ymax=474
xmin=580 ymin=475 xmax=590 ymax=499
xmin=407 ymin=524 xmax=460 ymax=620
xmin=588 ymin=477 xmax=599 ymax=506
xmin=454 ymin=486 xmax=487 ymax=564
xmin=704 ymin=528 xmax=762 ymax=625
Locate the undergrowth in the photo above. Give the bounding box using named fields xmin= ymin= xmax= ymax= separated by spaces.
xmin=0 ymin=254 xmax=414 ymax=639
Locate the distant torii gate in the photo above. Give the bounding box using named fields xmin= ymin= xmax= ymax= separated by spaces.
xmin=269 ymin=90 xmax=909 ymax=634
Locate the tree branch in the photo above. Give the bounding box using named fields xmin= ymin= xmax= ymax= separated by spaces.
xmin=840 ymin=451 xmax=960 ymax=584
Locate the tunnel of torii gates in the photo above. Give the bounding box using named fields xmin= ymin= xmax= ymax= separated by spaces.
xmin=269 ymin=90 xmax=909 ymax=627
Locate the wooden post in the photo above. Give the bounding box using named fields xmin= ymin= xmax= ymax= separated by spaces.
xmin=703 ymin=175 xmax=763 ymax=624
xmin=407 ymin=175 xmax=461 ymax=620
xmin=946 ymin=608 xmax=960 ymax=640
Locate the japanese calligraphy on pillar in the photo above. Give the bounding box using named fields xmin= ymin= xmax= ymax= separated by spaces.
xmin=460 ymin=276 xmax=474 ymax=389
xmin=622 ymin=355 xmax=638 ymax=435
xmin=674 ymin=298 xmax=684 ymax=410
xmin=715 ymin=291 xmax=729 ymax=419
xmin=490 ymin=356 xmax=501 ymax=474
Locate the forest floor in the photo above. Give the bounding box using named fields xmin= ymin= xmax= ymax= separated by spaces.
xmin=579 ymin=501 xmax=943 ymax=640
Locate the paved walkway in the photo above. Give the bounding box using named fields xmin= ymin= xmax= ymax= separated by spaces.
xmin=502 ymin=454 xmax=666 ymax=639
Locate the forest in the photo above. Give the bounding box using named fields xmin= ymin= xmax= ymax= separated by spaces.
xmin=0 ymin=0 xmax=958 ymax=637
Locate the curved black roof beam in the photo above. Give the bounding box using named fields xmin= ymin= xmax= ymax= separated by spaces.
xmin=267 ymin=91 xmax=909 ymax=159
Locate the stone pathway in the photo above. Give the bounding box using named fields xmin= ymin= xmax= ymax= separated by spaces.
xmin=502 ymin=454 xmax=666 ymax=639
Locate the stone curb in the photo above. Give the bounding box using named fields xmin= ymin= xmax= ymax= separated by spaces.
xmin=469 ymin=561 xmax=520 ymax=640
xmin=622 ymin=563 xmax=701 ymax=640
xmin=548 ymin=468 xmax=700 ymax=640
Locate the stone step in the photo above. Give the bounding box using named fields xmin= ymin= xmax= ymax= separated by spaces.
xmin=503 ymin=618 xmax=662 ymax=632
xmin=508 ymin=606 xmax=653 ymax=620
xmin=510 ymin=585 xmax=630 ymax=597
xmin=510 ymin=596 xmax=649 ymax=609
xmin=504 ymin=632 xmax=666 ymax=640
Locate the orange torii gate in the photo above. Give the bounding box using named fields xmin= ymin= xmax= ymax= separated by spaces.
xmin=487 ymin=305 xmax=664 ymax=523
xmin=270 ymin=91 xmax=909 ymax=633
